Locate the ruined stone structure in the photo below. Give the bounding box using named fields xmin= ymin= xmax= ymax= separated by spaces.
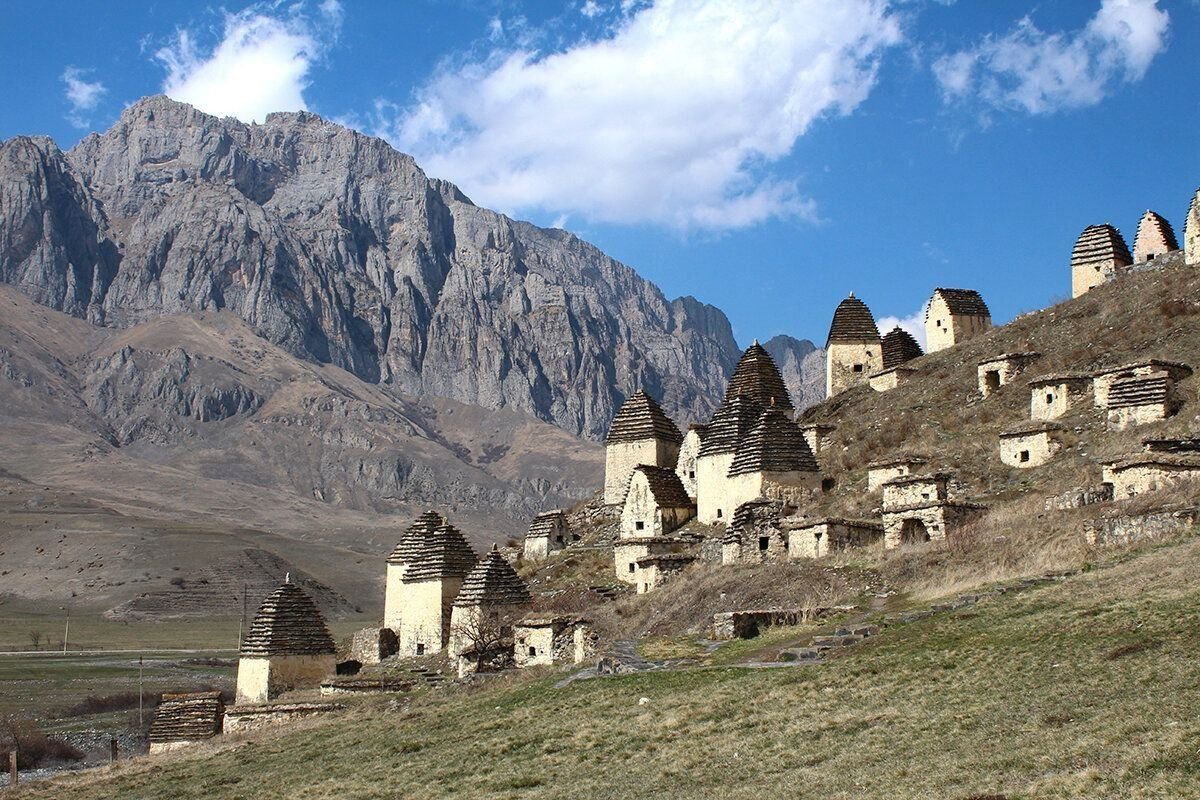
xmin=825 ymin=294 xmax=882 ymax=396
xmin=868 ymin=365 xmax=918 ymax=392
xmin=603 ymin=390 xmax=683 ymax=505
xmin=223 ymin=702 xmax=344 ymax=734
xmin=978 ymin=352 xmax=1041 ymax=397
xmin=1132 ymin=210 xmax=1179 ymax=265
xmin=1106 ymin=372 xmax=1179 ymax=431
xmin=349 ymin=627 xmax=398 ymax=665
xmin=1071 ymin=224 xmax=1132 ymax=298
xmin=880 ymin=474 xmax=984 ymax=549
xmin=925 ymin=288 xmax=991 ymax=353
xmin=1029 ymin=374 xmax=1092 ymax=420
xmin=621 ymin=465 xmax=695 ymax=539
xmin=149 ymin=692 xmax=224 ymax=753
xmin=798 ymin=423 xmax=836 ymax=457
xmin=235 ymin=577 xmax=337 ymax=705
xmin=613 ymin=536 xmax=690 ymax=586
xmin=1093 ymin=360 xmax=1192 ymax=408
xmin=1102 ymin=453 xmax=1200 ymax=499
xmin=675 ymin=424 xmax=707 ymax=499
xmin=785 ymin=518 xmax=883 ymax=559
xmin=866 ymin=456 xmax=929 ymax=491
xmin=1187 ymin=189 xmax=1200 ymax=267
xmin=522 ymin=510 xmax=570 ymax=560
xmin=393 ymin=521 xmax=477 ymax=657
xmin=384 ymin=510 xmax=443 ymax=631
xmin=999 ymin=420 xmax=1064 ymax=468
xmin=634 ymin=553 xmax=695 ymax=594
xmin=513 ymin=616 xmax=594 ymax=668
xmin=448 ymin=546 xmax=531 ymax=670
xmin=721 ymin=500 xmax=789 ymax=565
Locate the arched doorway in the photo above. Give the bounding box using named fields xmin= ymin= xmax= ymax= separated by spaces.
xmin=900 ymin=518 xmax=930 ymax=544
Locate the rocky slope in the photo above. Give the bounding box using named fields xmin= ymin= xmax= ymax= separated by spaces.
xmin=762 ymin=335 xmax=825 ymax=411
xmin=0 ymin=95 xmax=780 ymax=439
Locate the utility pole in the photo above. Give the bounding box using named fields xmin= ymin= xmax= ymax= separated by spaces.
xmin=61 ymin=604 xmax=70 ymax=654
xmin=138 ymin=656 xmax=144 ymax=728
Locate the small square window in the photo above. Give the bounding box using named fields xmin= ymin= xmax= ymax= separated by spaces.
xmin=628 ymin=563 xmax=636 ymax=573
xmin=416 ymin=643 xmax=425 ymax=656
xmin=716 ymin=509 xmax=723 ymax=518
xmin=936 ymin=319 xmax=942 ymax=327
xmin=688 ymin=471 xmax=695 ymax=480
xmin=1046 ymin=393 xmax=1054 ymax=404
xmin=635 ymin=520 xmax=645 ymax=531
xmin=758 ymin=536 xmax=770 ymax=551
xmin=1019 ymin=450 xmax=1030 ymax=463
xmin=528 ymin=647 xmax=537 ymax=657
xmin=852 ymin=364 xmax=864 ymax=373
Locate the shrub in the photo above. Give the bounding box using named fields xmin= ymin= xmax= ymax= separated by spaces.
xmin=0 ymin=716 xmax=84 ymax=769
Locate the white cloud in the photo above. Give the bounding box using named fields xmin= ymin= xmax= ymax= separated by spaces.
xmin=61 ymin=66 xmax=106 ymax=129
xmin=933 ymin=0 xmax=1169 ymax=115
xmin=381 ymin=0 xmax=903 ymax=231
xmin=155 ymin=4 xmax=338 ymax=123
xmin=877 ymin=304 xmax=929 ymax=351
xmin=580 ymin=1 xmax=604 ymax=18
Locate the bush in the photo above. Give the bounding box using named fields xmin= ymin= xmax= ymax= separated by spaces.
xmin=0 ymin=716 xmax=84 ymax=769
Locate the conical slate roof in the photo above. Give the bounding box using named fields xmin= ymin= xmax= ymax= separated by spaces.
xmin=1133 ymin=209 xmax=1179 ymax=263
xmin=1071 ymin=224 xmax=1131 ymax=269
xmin=728 ymin=409 xmax=819 ymax=477
xmin=605 ymin=390 xmax=683 ymax=445
xmin=826 ymin=294 xmax=880 ymax=346
xmin=929 ymin=288 xmax=990 ymax=318
xmin=240 ymin=578 xmax=336 ymax=657
xmin=403 ymin=522 xmax=478 ymax=582
xmin=453 ymin=546 xmax=531 ymax=608
xmin=881 ymin=327 xmax=923 ymax=370
xmin=723 ymin=342 xmax=793 ymax=411
xmin=387 ymin=510 xmax=443 ymax=565
xmin=631 ymin=465 xmax=694 ymax=508
xmin=697 ymin=393 xmax=763 ymax=458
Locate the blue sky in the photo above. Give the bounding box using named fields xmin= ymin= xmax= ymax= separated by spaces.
xmin=2 ymin=0 xmax=1197 ymax=347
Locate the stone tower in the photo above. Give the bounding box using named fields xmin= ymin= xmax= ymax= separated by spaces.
xmin=384 ymin=510 xmax=443 ymax=631
xmin=695 ymin=393 xmax=765 ymax=524
xmin=448 ymin=546 xmax=531 ymax=665
xmin=1132 ymin=210 xmax=1179 ymax=264
xmin=1186 ymin=189 xmax=1200 ymax=267
xmin=395 ymin=521 xmax=478 ymax=657
xmin=603 ymin=390 xmax=683 ymax=505
xmin=825 ymin=293 xmax=882 ymax=396
xmin=724 ymin=408 xmax=820 ymax=513
xmin=722 ymin=341 xmax=794 ymax=412
xmin=880 ymin=326 xmax=923 ymax=370
xmin=925 ymin=288 xmax=991 ymax=353
xmin=235 ymin=577 xmax=337 ymax=704
xmin=1071 ymin=224 xmax=1131 ymax=297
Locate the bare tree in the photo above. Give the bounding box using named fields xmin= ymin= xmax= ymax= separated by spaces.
xmin=451 ymin=609 xmax=517 ymax=674
xmin=27 ymin=631 xmax=41 ymax=651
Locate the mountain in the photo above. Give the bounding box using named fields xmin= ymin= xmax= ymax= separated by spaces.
xmin=762 ymin=335 xmax=825 ymax=411
xmin=0 ymin=95 xmax=749 ymax=440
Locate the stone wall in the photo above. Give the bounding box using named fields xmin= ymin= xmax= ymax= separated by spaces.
xmin=396 ymin=577 xmax=462 ymax=656
xmin=799 ymin=425 xmax=836 ymax=457
xmin=827 ymin=341 xmax=882 ymax=396
xmin=711 ymin=609 xmax=808 ymax=640
xmin=620 ymin=473 xmax=690 ymax=539
xmin=1000 ymin=431 xmax=1061 ymax=468
xmin=978 ymin=354 xmax=1040 ymax=397
xmin=882 ymin=475 xmax=948 ymax=510
xmin=1085 ymin=507 xmax=1198 ymax=547
xmin=882 ymin=502 xmax=983 ymax=549
xmin=696 ymin=452 xmax=735 ymax=523
xmin=1108 ymin=401 xmax=1170 ymax=431
xmin=235 ymin=654 xmax=336 ymax=705
xmin=612 ymin=538 xmax=685 ymax=584
xmin=604 ymin=439 xmax=678 ymax=505
xmin=1030 ymin=380 xmax=1091 ymax=421
xmin=1043 ymin=484 xmax=1113 ymax=511
xmin=349 ymin=627 xmax=398 ymax=665
xmin=867 ymin=462 xmax=924 ymax=492
xmin=1094 ymin=364 xmax=1180 ymax=408
xmin=868 ymin=367 xmax=916 ymax=392
xmin=1104 ymin=462 xmax=1200 ymax=499
xmin=1187 ymin=190 xmax=1200 ymax=266
xmin=926 ymin=297 xmax=989 ymax=353
xmin=786 ymin=520 xmax=883 ymax=559
xmin=383 ymin=562 xmax=404 ymax=631
xmin=224 ymin=702 xmax=344 ymax=734
xmin=675 ymin=428 xmax=703 ymax=499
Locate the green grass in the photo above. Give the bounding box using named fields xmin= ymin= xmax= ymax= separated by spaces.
xmin=17 ymin=533 xmax=1200 ymax=799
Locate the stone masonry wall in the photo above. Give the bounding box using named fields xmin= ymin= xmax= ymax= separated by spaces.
xmin=1000 ymin=431 xmax=1061 ymax=468
xmin=827 ymin=341 xmax=883 ymax=396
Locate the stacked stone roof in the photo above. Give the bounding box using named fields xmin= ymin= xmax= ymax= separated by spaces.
xmin=929 ymin=288 xmax=990 ymax=318
xmin=1143 ymin=438 xmax=1200 ymax=454
xmin=698 ymin=393 xmax=764 ymax=458
xmin=723 ymin=342 xmax=794 ymax=411
xmin=402 ymin=522 xmax=478 ymax=582
xmin=149 ymin=692 xmax=224 ymax=744
xmin=1094 ymin=360 xmax=1193 ymax=380
xmin=1133 ymin=210 xmax=1179 ymax=263
xmin=632 ymin=465 xmax=694 ymax=508
xmin=240 ymin=579 xmax=336 ymax=657
xmin=387 ymin=510 xmax=444 ymax=565
xmin=1000 ymin=420 xmax=1065 ymax=436
xmin=453 ymin=546 xmax=531 ymax=608
xmin=605 ymin=390 xmax=683 ymax=445
xmin=526 ymin=510 xmax=567 ymax=539
xmin=880 ymin=327 xmax=923 ymax=370
xmin=1071 ymin=224 xmax=1132 ymax=270
xmin=728 ymin=410 xmax=819 ymax=477
xmin=826 ymin=293 xmax=880 ymax=346
xmin=1107 ymin=373 xmax=1171 ymax=409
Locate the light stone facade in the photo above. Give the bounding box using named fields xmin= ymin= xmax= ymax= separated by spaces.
xmin=868 ymin=366 xmax=917 ymax=392
xmin=882 ymin=502 xmax=984 ymax=549
xmin=675 ymin=427 xmax=705 ymax=499
xmin=396 ymin=578 xmax=463 ymax=657
xmin=785 ymin=519 xmax=883 ymax=559
xmin=714 ymin=470 xmax=818 ymax=521
xmin=1187 ymin=189 xmax=1200 ymax=267
xmin=999 ymin=424 xmax=1063 ymax=468
xmin=925 ymin=291 xmax=991 ymax=353
xmin=978 ymin=353 xmax=1041 ymax=397
xmin=827 ymin=341 xmax=883 ymax=396
xmin=223 ymin=702 xmax=343 ymax=734
xmin=621 ymin=468 xmax=693 ymax=539
xmin=1108 ymin=396 xmax=1173 ymax=431
xmin=383 ymin=562 xmax=405 ymax=631
xmin=867 ymin=458 xmax=928 ymax=492
xmin=235 ymin=654 xmax=337 ymax=705
xmin=1103 ymin=458 xmax=1200 ymax=499
xmin=634 ymin=555 xmax=693 ymax=594
xmin=1029 ymin=376 xmax=1092 ymax=420
xmin=604 ymin=439 xmax=679 ymax=505
xmin=613 ymin=538 xmax=686 ymax=584
xmin=1132 ymin=210 xmax=1178 ymax=264
xmin=798 ymin=423 xmax=836 ymax=457
xmin=1093 ymin=361 xmax=1192 ymax=408
xmin=881 ymin=474 xmax=949 ymax=510
xmin=696 ymin=452 xmax=736 ymax=523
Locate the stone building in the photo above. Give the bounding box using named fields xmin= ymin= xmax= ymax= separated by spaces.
xmin=798 ymin=423 xmax=836 ymax=457
xmin=621 ymin=465 xmax=695 ymax=539
xmin=674 ymin=424 xmax=708 ymax=500
xmin=523 ymin=510 xmax=570 ymax=560
xmin=825 ymin=293 xmax=882 ymax=396
xmin=613 ymin=536 xmax=690 ymax=585
xmin=718 ymin=409 xmax=820 ymax=517
xmin=1132 ymin=210 xmax=1179 ymax=264
xmin=880 ymin=474 xmax=984 ymax=549
xmin=235 ymin=577 xmax=337 ymax=705
xmin=1093 ymin=360 xmax=1192 ymax=408
xmin=881 ymin=326 xmax=924 ymax=370
xmin=513 ymin=616 xmax=594 ymax=668
xmin=978 ymin=352 xmax=1041 ymax=397
xmin=1029 ymin=374 xmax=1092 ymax=420
xmin=1071 ymin=223 xmax=1132 ymax=298
xmin=1106 ymin=372 xmax=1180 ymax=431
xmin=603 ymin=390 xmax=683 ymax=505
xmin=785 ymin=518 xmax=883 ymax=559
xmin=721 ymin=500 xmax=789 ymax=565
xmin=1187 ymin=189 xmax=1200 ymax=267
xmin=448 ymin=546 xmax=531 ymax=670
xmin=999 ymin=420 xmax=1064 ymax=468
xmin=868 ymin=365 xmax=918 ymax=392
xmin=867 ymin=456 xmax=929 ymax=491
xmin=384 ymin=510 xmax=443 ymax=631
xmin=1103 ymin=453 xmax=1200 ymax=499
xmin=925 ymin=288 xmax=991 ymax=353
xmin=696 ymin=393 xmax=782 ymax=523
xmin=393 ymin=521 xmax=478 ymax=657
xmin=633 ymin=553 xmax=695 ymax=594
xmin=149 ymin=692 xmax=224 ymax=753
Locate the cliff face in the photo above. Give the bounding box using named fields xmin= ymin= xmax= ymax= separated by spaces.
xmin=763 ymin=335 xmax=826 ymax=411
xmin=0 ymin=96 xmax=746 ymax=438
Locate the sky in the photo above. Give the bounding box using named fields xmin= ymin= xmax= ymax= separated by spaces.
xmin=2 ymin=0 xmax=1198 ymax=348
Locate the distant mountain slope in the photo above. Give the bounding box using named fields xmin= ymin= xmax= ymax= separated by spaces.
xmin=762 ymin=334 xmax=825 ymax=411
xmin=0 ymin=95 xmax=753 ymax=438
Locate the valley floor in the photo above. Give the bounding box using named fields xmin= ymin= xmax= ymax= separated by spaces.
xmin=15 ymin=531 xmax=1200 ymax=799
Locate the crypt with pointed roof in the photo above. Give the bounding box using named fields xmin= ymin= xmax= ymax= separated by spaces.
xmin=235 ymin=577 xmax=337 ymax=704
xmin=603 ymin=390 xmax=684 ymax=504
xmin=825 ymin=293 xmax=883 ymax=396
xmin=394 ymin=519 xmax=478 ymax=657
xmin=448 ymin=546 xmax=532 ymax=669
xmin=925 ymin=288 xmax=991 ymax=353
xmin=384 ymin=510 xmax=443 ymax=631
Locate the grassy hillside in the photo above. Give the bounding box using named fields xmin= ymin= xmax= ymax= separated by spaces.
xmin=17 ymin=529 xmax=1200 ymax=799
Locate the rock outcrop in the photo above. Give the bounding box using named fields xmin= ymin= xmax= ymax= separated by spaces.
xmin=762 ymin=335 xmax=825 ymax=412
